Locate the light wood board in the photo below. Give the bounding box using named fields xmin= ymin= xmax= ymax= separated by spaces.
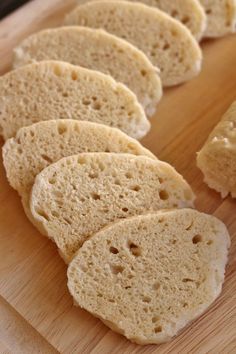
xmin=0 ymin=1 xmax=236 ymax=353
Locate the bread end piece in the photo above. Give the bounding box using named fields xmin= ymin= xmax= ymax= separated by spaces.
xmin=197 ymin=101 xmax=236 ymax=198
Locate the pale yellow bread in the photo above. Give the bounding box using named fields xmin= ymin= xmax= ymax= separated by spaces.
xmin=64 ymin=1 xmax=202 ymax=87
xmin=13 ymin=26 xmax=162 ymax=116
xmin=2 ymin=119 xmax=155 ymax=216
xmin=30 ymin=153 xmax=195 ymax=262
xmin=76 ymin=0 xmax=207 ymax=40
xmin=0 ymin=61 xmax=149 ymax=140
xmin=200 ymin=0 xmax=236 ymax=37
xmin=197 ymin=101 xmax=236 ymax=198
xmin=68 ymin=209 xmax=230 ymax=344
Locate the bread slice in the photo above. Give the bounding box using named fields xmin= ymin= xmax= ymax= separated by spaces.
xmin=30 ymin=153 xmax=195 ymax=262
xmin=13 ymin=27 xmax=162 ymax=117
xmin=2 ymin=119 xmax=155 ymax=211
xmin=64 ymin=1 xmax=202 ymax=87
xmin=200 ymin=0 xmax=236 ymax=37
xmin=76 ymin=0 xmax=207 ymax=41
xmin=0 ymin=61 xmax=149 ymax=140
xmin=67 ymin=209 xmax=230 ymax=344
xmin=197 ymin=101 xmax=236 ymax=198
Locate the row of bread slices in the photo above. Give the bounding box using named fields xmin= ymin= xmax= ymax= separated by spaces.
xmin=2 ymin=119 xmax=230 ymax=344
xmin=1 ymin=1 xmax=235 ymax=140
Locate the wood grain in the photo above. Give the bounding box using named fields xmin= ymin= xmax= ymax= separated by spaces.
xmin=0 ymin=1 xmax=236 ymax=353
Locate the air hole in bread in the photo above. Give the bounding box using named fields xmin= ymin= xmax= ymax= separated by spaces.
xmin=159 ymin=190 xmax=169 ymax=200
xmin=154 ymin=326 xmax=162 ymax=333
xmin=91 ymin=192 xmax=101 ymax=200
xmin=125 ymin=172 xmax=133 ymax=179
xmin=52 ymin=190 xmax=63 ymax=198
xmin=108 ymin=298 xmax=115 ymax=303
xmin=119 ymin=194 xmax=124 ymax=199
xmin=140 ymin=70 xmax=147 ymax=77
xmin=51 ymin=210 xmax=59 ymax=218
xmin=53 ymin=65 xmax=62 ymax=76
xmin=122 ymin=207 xmax=129 ymax=212
xmin=41 ymin=154 xmax=53 ymax=163
xmin=57 ymin=123 xmax=67 ymax=135
xmin=207 ymin=240 xmax=213 ymax=245
xmin=109 ymin=246 xmax=119 ymax=254
xmin=17 ymin=147 xmax=23 ymax=154
xmin=110 ymin=264 xmax=124 ymax=275
xmin=62 ymin=92 xmax=69 ymax=98
xmin=186 ymin=221 xmax=193 ymax=231
xmin=128 ymin=242 xmax=141 ymax=257
xmin=163 ymin=43 xmax=170 ymax=50
xmin=82 ymin=98 xmax=91 ymax=106
xmin=115 ymin=179 xmax=121 ymax=186
xmin=130 ymin=185 xmax=141 ymax=192
xmin=182 ymin=278 xmax=194 ymax=283
xmin=125 ymin=286 xmax=131 ymax=290
xmin=98 ymin=162 xmax=105 ymax=171
xmin=89 ymin=172 xmax=98 ymax=179
xmin=71 ymin=71 xmax=78 ymax=80
xmin=153 ymin=282 xmax=160 ymax=290
xmin=206 ymin=8 xmax=212 ymax=14
xmin=142 ymin=296 xmax=151 ymax=303
xmin=77 ymin=157 xmax=86 ymax=164
xmin=182 ymin=15 xmax=190 ymax=24
xmin=105 ymin=148 xmax=110 ymax=152
xmin=49 ymin=177 xmax=56 ymax=184
xmin=35 ymin=208 xmax=50 ymax=222
xmin=192 ymin=234 xmax=202 ymax=244
xmin=92 ymin=102 xmax=101 ymax=110
xmin=152 ymin=316 xmax=160 ymax=323
xmin=172 ymin=239 xmax=177 ymax=245
xmin=171 ymin=8 xmax=179 ymax=16
xmin=30 ymin=130 xmax=35 ymax=137
xmin=64 ymin=217 xmax=72 ymax=225
xmin=171 ymin=29 xmax=178 ymax=37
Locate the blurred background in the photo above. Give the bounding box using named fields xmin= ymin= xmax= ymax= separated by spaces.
xmin=0 ymin=0 xmax=31 ymax=19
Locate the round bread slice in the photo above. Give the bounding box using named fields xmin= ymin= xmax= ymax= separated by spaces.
xmin=68 ymin=209 xmax=230 ymax=344
xmin=200 ymin=0 xmax=236 ymax=38
xmin=0 ymin=61 xmax=149 ymax=140
xmin=197 ymin=101 xmax=236 ymax=198
xmin=76 ymin=0 xmax=207 ymax=41
xmin=64 ymin=1 xmax=202 ymax=86
xmin=13 ymin=27 xmax=162 ymax=117
xmin=30 ymin=153 xmax=195 ymax=263
xmin=2 ymin=119 xmax=155 ymax=206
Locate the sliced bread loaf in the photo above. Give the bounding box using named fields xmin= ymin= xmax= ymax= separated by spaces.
xmin=0 ymin=61 xmax=149 ymax=140
xmin=2 ymin=119 xmax=155 ymax=206
xmin=76 ymin=0 xmax=207 ymax=40
xmin=30 ymin=153 xmax=195 ymax=262
xmin=197 ymin=101 xmax=236 ymax=198
xmin=64 ymin=1 xmax=202 ymax=86
xmin=68 ymin=209 xmax=230 ymax=344
xmin=13 ymin=27 xmax=162 ymax=117
xmin=200 ymin=0 xmax=236 ymax=37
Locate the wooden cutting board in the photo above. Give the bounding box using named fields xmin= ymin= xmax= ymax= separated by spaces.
xmin=0 ymin=1 xmax=236 ymax=353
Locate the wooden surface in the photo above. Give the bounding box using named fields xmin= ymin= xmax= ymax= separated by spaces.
xmin=0 ymin=1 xmax=236 ymax=353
